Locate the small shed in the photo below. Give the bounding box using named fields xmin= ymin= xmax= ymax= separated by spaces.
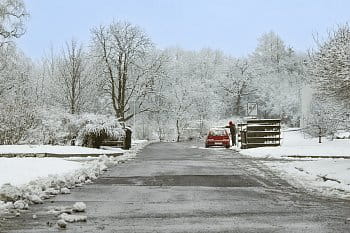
xmin=239 ymin=119 xmax=281 ymax=149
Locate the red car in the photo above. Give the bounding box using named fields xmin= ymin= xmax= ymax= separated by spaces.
xmin=205 ymin=128 xmax=230 ymax=148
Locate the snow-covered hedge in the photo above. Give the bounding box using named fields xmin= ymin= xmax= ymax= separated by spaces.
xmin=22 ymin=108 xmax=124 ymax=146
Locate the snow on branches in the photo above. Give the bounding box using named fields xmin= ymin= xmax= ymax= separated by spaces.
xmin=309 ymin=24 xmax=350 ymax=103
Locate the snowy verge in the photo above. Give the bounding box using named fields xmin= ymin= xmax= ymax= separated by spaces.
xmin=239 ymin=130 xmax=350 ymax=159
xmin=0 ymin=158 xmax=84 ymax=187
xmin=239 ymin=130 xmax=350 ymax=199
xmin=0 ymin=145 xmax=123 ymax=157
xmin=265 ymin=159 xmax=350 ymax=199
xmin=0 ymin=140 xmax=150 ymax=215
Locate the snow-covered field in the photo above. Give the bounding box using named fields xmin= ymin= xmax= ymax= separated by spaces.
xmin=240 ymin=130 xmax=350 ymax=198
xmin=0 ymin=140 xmax=149 ymax=215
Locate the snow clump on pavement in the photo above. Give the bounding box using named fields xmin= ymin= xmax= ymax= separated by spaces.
xmin=57 ymin=219 xmax=67 ymax=229
xmin=73 ymin=202 xmax=86 ymax=212
xmin=13 ymin=200 xmax=28 ymax=210
xmin=59 ymin=213 xmax=87 ymax=223
xmin=0 ymin=184 xmax=21 ymax=202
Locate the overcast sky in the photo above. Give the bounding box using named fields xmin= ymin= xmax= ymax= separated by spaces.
xmin=17 ymin=0 xmax=350 ymax=60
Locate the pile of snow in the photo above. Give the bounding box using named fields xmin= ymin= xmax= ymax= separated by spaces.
xmin=0 ymin=140 xmax=150 ymax=216
xmin=0 ymin=145 xmax=122 ymax=156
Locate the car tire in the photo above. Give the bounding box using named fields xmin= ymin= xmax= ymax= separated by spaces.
xmin=225 ymin=145 xmax=230 ymax=149
xmin=205 ymin=144 xmax=209 ymax=148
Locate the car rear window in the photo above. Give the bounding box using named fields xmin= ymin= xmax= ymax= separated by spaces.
xmin=209 ymin=129 xmax=226 ymax=136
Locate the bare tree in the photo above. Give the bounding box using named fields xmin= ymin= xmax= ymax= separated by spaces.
xmin=57 ymin=39 xmax=88 ymax=114
xmin=91 ymin=21 xmax=164 ymax=122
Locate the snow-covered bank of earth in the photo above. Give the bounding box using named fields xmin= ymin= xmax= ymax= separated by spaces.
xmin=240 ymin=130 xmax=350 ymax=199
xmin=0 ymin=140 xmax=149 ymax=215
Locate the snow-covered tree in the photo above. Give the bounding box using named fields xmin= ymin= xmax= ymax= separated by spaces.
xmin=304 ymin=94 xmax=345 ymax=141
xmin=309 ymin=24 xmax=350 ymax=104
xmin=0 ymin=44 xmax=35 ymax=144
xmin=0 ymin=0 xmax=28 ymax=46
xmin=250 ymin=31 xmax=305 ymax=125
xmin=218 ymin=58 xmax=256 ymax=116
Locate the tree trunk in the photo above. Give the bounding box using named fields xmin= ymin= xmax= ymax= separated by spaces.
xmin=235 ymin=95 xmax=241 ymax=115
xmin=176 ymin=119 xmax=181 ymax=142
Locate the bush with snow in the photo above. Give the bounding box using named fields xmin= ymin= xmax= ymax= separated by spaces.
xmin=22 ymin=108 xmax=125 ymax=146
xmin=76 ymin=113 xmax=125 ymax=148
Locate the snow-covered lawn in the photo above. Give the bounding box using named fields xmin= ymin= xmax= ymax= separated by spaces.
xmin=0 ymin=140 xmax=150 ymax=215
xmin=240 ymin=129 xmax=350 ymax=198
xmin=241 ymin=129 xmax=350 ymax=159
xmin=0 ymin=158 xmax=83 ymax=187
xmin=0 ymin=145 xmax=123 ymax=156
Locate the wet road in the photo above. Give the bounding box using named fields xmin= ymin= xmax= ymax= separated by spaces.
xmin=1 ymin=142 xmax=350 ymax=232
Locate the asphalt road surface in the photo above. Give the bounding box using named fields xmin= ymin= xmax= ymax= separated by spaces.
xmin=1 ymin=142 xmax=350 ymax=233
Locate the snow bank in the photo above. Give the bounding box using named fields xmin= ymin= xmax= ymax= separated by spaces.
xmin=0 ymin=140 xmax=150 ymax=215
